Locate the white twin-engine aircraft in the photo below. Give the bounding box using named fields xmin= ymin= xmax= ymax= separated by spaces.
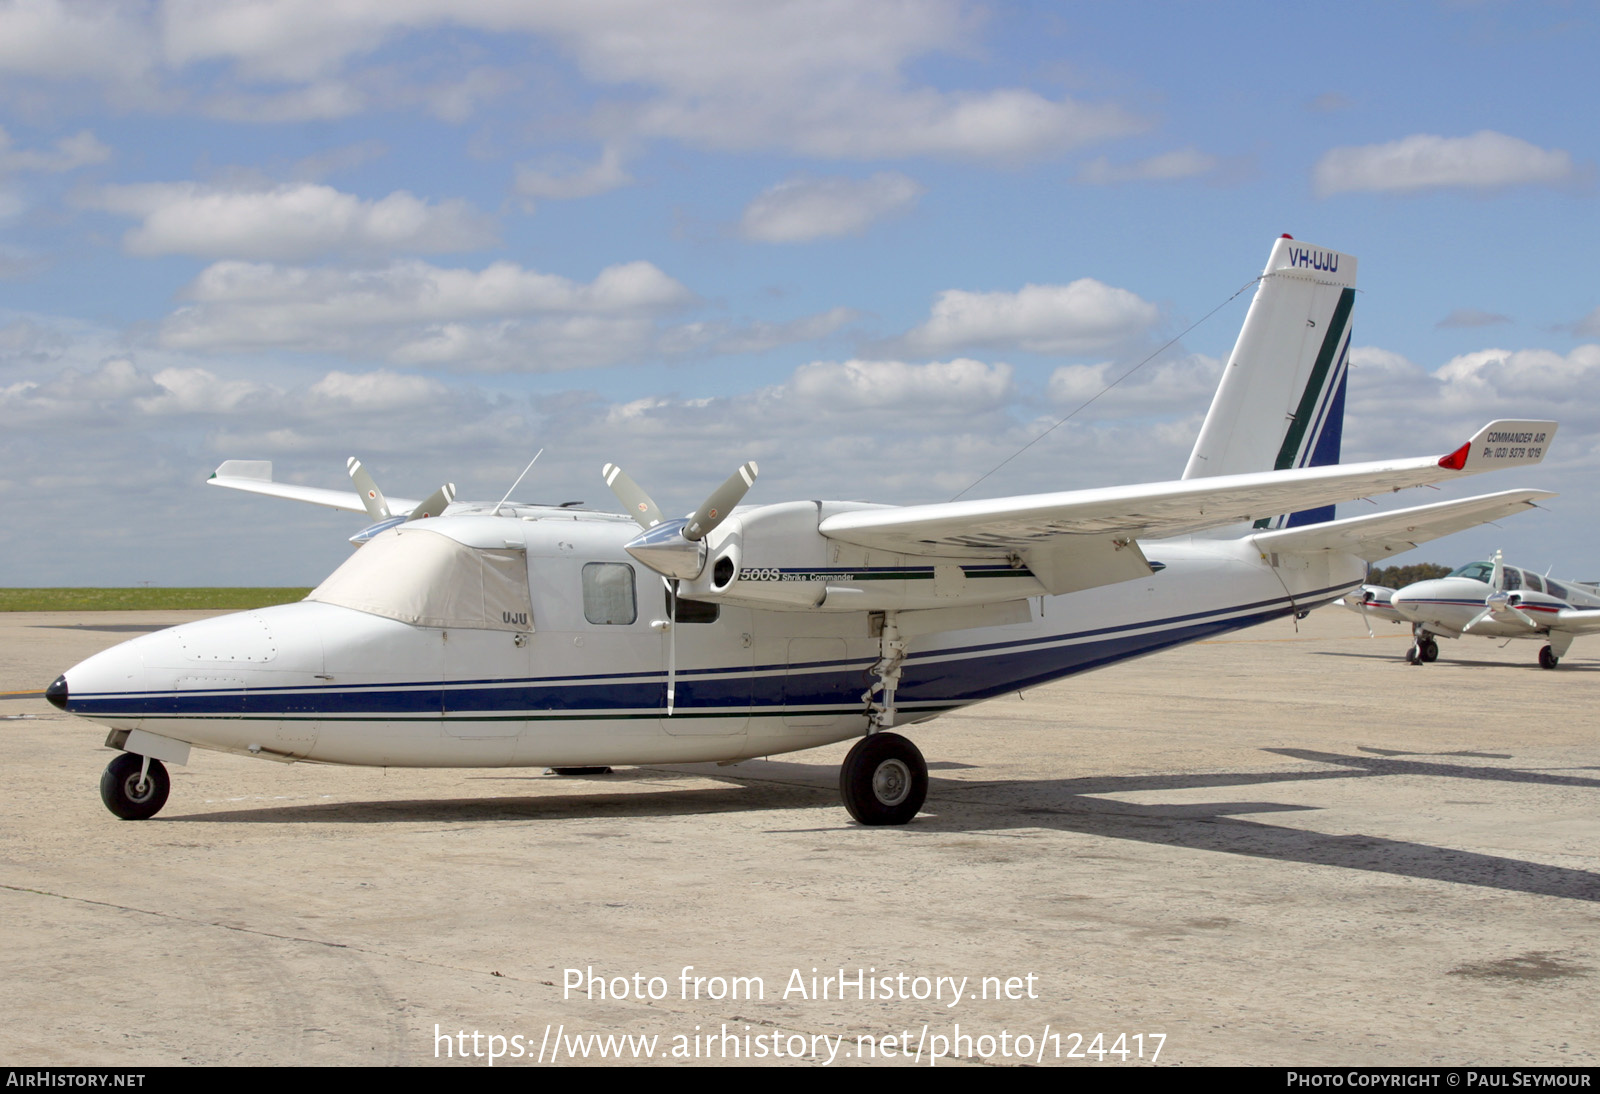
xmin=49 ymin=236 xmax=1557 ymax=826
xmin=1381 ymin=552 xmax=1600 ymax=668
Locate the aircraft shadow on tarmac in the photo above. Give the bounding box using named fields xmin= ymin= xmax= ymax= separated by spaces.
xmin=1312 ymin=647 xmax=1600 ymax=670
xmin=171 ymin=748 xmax=1600 ymax=903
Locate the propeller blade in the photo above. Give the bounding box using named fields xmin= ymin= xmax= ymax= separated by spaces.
xmin=684 ymin=461 xmax=758 ymax=542
xmin=1463 ymin=607 xmax=1493 ymax=633
xmin=406 ymin=483 xmax=456 ymax=521
xmin=1488 ymin=548 xmax=1503 ymax=593
xmin=667 ymin=579 xmax=678 ymax=717
xmin=602 ymin=463 xmax=664 ymax=529
xmin=347 ymin=457 xmax=391 ymax=521
xmin=1506 ymin=605 xmax=1539 ymax=629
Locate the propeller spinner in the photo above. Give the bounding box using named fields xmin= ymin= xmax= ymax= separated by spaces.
xmin=602 ymin=461 xmax=757 ymax=580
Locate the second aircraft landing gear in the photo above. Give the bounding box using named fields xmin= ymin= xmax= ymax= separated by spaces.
xmin=840 ymin=732 xmax=928 ymax=826
xmin=1540 ymin=644 xmax=1560 ymax=670
xmin=1407 ymin=631 xmax=1439 ymax=665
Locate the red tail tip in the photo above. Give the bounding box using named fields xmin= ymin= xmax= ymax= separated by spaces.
xmin=1438 ymin=442 xmax=1470 ymax=471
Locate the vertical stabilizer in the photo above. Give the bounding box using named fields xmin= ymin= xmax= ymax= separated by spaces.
xmin=1182 ymin=236 xmax=1357 ymax=527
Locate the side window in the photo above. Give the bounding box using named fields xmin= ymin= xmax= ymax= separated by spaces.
xmin=1502 ymin=567 xmax=1523 ymax=592
xmin=582 ymin=562 xmax=637 ymax=625
xmin=1547 ymin=580 xmax=1569 ymax=601
xmin=1524 ymin=572 xmax=1545 ymax=595
xmin=665 ymin=584 xmax=720 ymax=624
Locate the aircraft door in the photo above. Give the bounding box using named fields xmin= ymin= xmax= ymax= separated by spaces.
xmin=441 ymin=544 xmax=535 ymax=757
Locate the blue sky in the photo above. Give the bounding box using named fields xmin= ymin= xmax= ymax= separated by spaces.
xmin=2 ymin=1 xmax=1596 ymax=585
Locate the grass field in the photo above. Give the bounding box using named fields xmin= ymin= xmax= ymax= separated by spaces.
xmin=0 ymin=589 xmax=312 ymax=612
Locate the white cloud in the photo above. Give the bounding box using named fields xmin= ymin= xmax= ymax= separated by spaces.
xmin=738 ymin=173 xmax=924 ymax=243
xmin=1047 ymin=354 xmax=1222 ymax=418
xmin=515 ymin=144 xmax=633 ymax=205
xmin=902 ymin=279 xmax=1161 ymax=355
xmin=306 ymin=369 xmax=450 ymax=411
xmin=1075 ymin=147 xmax=1218 ymax=185
xmin=0 ymin=0 xmax=153 ymax=81
xmin=0 ymin=126 xmax=111 ymax=174
xmin=133 ymin=365 xmax=269 ymax=414
xmin=160 ymin=257 xmax=695 ymax=366
xmin=3 ymin=3 xmax=1146 ymax=160
xmin=1313 ymin=131 xmax=1579 ymax=196
xmin=85 ymin=181 xmax=497 ymax=260
xmin=789 ymin=358 xmax=1013 ymax=410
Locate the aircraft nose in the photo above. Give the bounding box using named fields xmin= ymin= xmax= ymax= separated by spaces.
xmin=45 ymin=675 xmax=68 ymax=710
xmin=1388 ymin=587 xmax=1418 ymax=620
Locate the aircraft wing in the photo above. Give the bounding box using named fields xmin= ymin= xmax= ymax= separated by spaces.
xmin=208 ymin=461 xmax=423 ymax=515
xmin=1549 ymin=609 xmax=1600 ymax=636
xmin=817 ymin=420 xmax=1554 ymax=594
xmin=820 ymin=420 xmax=1555 ymax=556
xmin=1248 ymin=490 xmax=1555 ymax=562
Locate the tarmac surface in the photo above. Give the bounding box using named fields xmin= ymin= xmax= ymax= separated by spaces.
xmin=2 ymin=607 xmax=1597 ymax=1067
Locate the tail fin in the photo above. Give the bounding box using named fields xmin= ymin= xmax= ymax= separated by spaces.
xmin=1182 ymin=236 xmax=1357 ymax=528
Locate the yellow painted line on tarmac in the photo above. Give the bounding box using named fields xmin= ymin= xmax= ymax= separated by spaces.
xmin=0 ymin=689 xmax=45 ymax=697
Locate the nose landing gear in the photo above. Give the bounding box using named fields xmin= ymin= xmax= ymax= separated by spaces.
xmin=100 ymin=753 xmax=170 ymax=820
xmin=1406 ymin=632 xmax=1439 ymax=665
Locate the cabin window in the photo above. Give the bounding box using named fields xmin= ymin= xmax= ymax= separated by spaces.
xmin=1502 ymin=567 xmax=1523 ymax=592
xmin=1547 ymin=580 xmax=1569 ymax=600
xmin=307 ymin=526 xmax=532 ymax=632
xmin=665 ymin=584 xmax=720 ymax=624
xmin=583 ymin=562 xmax=637 ymax=625
xmin=1524 ymin=572 xmax=1545 ymax=594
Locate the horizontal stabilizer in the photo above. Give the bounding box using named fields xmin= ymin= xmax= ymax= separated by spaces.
xmin=1250 ymin=489 xmax=1555 ymax=562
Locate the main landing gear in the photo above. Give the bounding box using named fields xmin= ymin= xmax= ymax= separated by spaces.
xmin=1406 ymin=631 xmax=1439 ymax=665
xmin=1539 ymin=644 xmax=1560 ymax=670
xmin=840 ymin=732 xmax=928 ymax=826
xmin=840 ymin=610 xmax=929 ymax=825
xmin=100 ymin=752 xmax=170 ymax=820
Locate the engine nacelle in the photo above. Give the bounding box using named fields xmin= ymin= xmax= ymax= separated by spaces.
xmin=678 ymin=500 xmax=1046 ymax=612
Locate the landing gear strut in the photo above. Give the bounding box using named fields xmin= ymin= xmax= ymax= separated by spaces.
xmin=100 ymin=752 xmax=170 ymax=820
xmin=840 ymin=732 xmax=928 ymax=826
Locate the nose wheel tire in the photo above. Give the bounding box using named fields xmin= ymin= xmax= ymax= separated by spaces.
xmin=101 ymin=753 xmax=170 ymax=820
xmin=1418 ymin=637 xmax=1438 ymax=663
xmin=1539 ymin=645 xmax=1559 ymax=670
xmin=840 ymin=732 xmax=928 ymax=826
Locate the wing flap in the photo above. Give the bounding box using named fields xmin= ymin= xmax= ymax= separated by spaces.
xmin=1249 ymin=490 xmax=1555 ymax=562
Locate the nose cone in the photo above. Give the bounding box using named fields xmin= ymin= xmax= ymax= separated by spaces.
xmin=1390 ymin=579 xmax=1445 ymax=622
xmin=45 ymin=674 xmax=67 ymax=710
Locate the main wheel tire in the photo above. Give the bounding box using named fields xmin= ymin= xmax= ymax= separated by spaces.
xmin=1405 ymin=647 xmax=1419 ymax=664
xmin=1419 ymin=638 xmax=1439 ymax=663
xmin=1540 ymin=645 xmax=1559 ymax=670
xmin=100 ymin=753 xmax=170 ymax=820
xmin=840 ymin=732 xmax=928 ymax=826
